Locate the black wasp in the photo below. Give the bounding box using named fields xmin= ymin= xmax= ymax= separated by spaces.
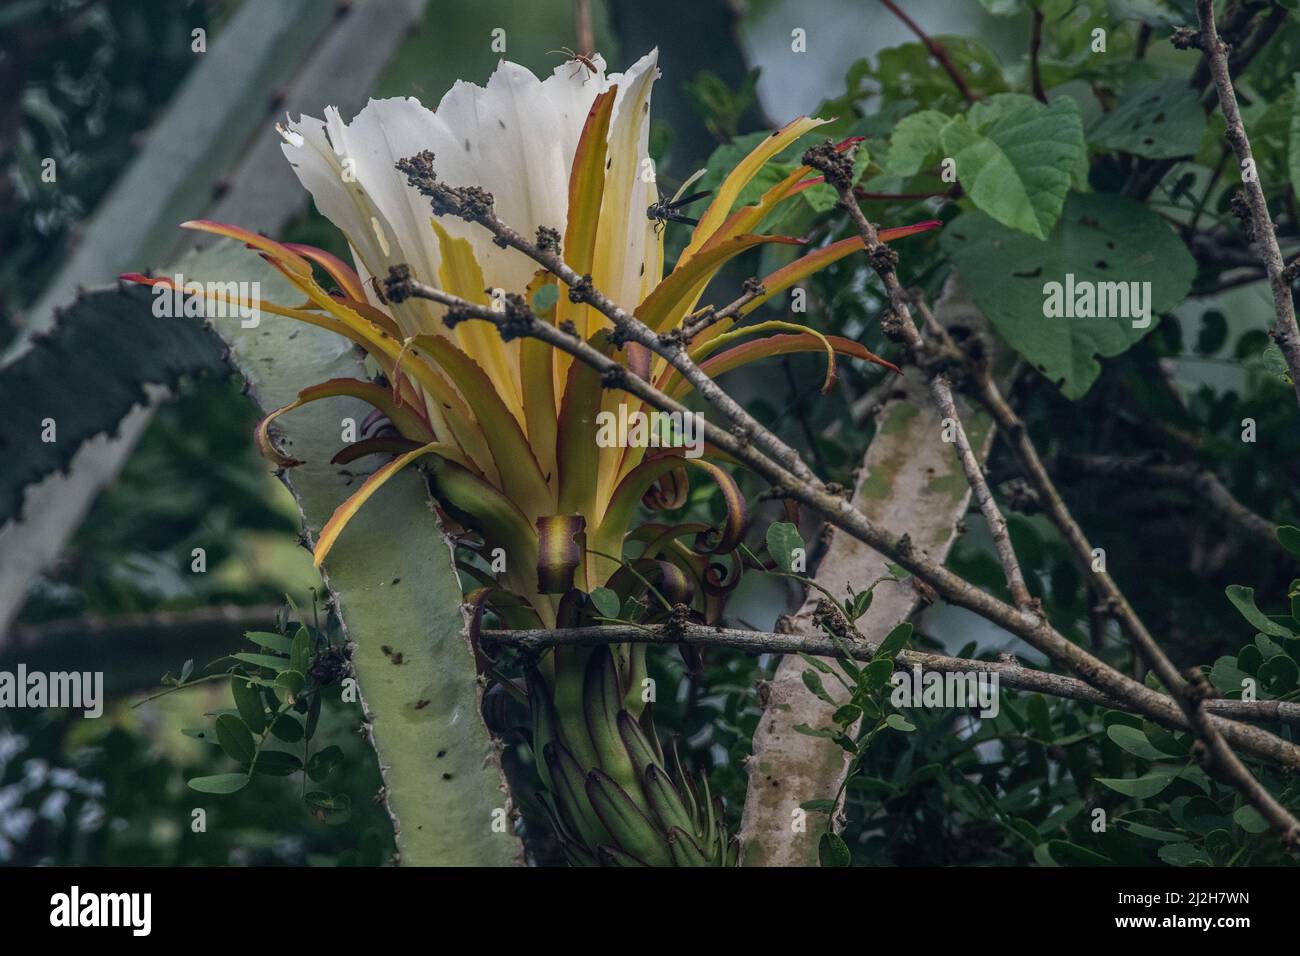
xmin=646 ymin=168 xmax=710 ymax=233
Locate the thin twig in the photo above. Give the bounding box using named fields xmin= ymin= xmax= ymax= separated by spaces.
xmin=1058 ymin=453 xmax=1291 ymax=557
xmin=878 ymin=0 xmax=976 ymax=104
xmin=1197 ymin=0 xmax=1300 ymax=409
xmin=1029 ymin=8 xmax=1047 ymax=103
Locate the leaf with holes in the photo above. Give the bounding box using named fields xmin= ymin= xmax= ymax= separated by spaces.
xmin=942 ymin=192 xmax=1195 ymax=398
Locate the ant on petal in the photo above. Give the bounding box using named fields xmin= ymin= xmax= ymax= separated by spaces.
xmin=549 ymin=47 xmax=600 ymax=82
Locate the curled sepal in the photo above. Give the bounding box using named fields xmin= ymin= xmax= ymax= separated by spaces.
xmin=593 ymin=455 xmax=747 ymax=575
xmin=537 ymin=514 xmax=587 ymax=594
xmin=254 ymin=377 xmax=435 ymax=467
xmin=329 ymin=436 xmax=423 ymax=465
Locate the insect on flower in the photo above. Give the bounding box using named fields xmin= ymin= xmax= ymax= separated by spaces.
xmin=646 ymin=168 xmax=711 ymax=234
xmin=548 ymin=46 xmax=600 ymax=82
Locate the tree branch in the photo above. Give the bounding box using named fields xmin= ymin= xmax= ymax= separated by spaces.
xmin=1197 ymin=0 xmax=1300 ymax=409
xmin=481 ymin=623 xmax=1300 ymax=728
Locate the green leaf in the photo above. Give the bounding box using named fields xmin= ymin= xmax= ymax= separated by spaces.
xmin=187 ymin=773 xmax=249 ymax=794
xmin=865 ymin=657 xmax=894 ymax=691
xmin=1208 ymin=655 xmax=1250 ymax=696
xmin=1106 ymin=724 xmax=1175 ymax=760
xmin=832 ymin=704 xmax=863 ymax=725
xmin=244 ymin=631 xmax=292 ymax=655
xmin=290 ymin=626 xmax=311 ymax=675
xmin=848 ymin=588 xmax=874 ymax=622
xmin=1046 ymin=839 xmax=1111 ymax=866
xmin=305 ymin=791 xmax=353 ymax=825
xmin=1258 ymin=654 xmax=1299 ymax=695
xmin=214 ymin=714 xmax=256 ymax=766
xmin=588 ymin=586 xmax=621 ymax=619
xmin=307 ymin=745 xmax=345 ymax=782
xmin=230 ymin=672 xmax=268 ymax=735
xmin=766 ymin=521 xmax=805 ymax=573
xmin=800 ymin=799 xmax=837 ymax=813
xmin=275 ymin=670 xmax=306 ymax=697
xmin=1087 ymin=80 xmax=1205 ymax=159
xmin=1158 ymin=842 xmax=1212 ymax=866
xmin=1233 ymin=805 xmax=1269 ymax=834
xmin=940 ymin=93 xmax=1084 ymax=239
xmin=802 ymin=669 xmax=835 ymax=704
xmin=251 ymin=751 xmax=303 ymax=777
xmin=885 ymin=713 xmax=916 ymax=732
xmin=1225 ymin=585 xmax=1294 ymax=638
xmin=270 ymin=712 xmax=304 ymax=743
xmin=818 ymin=831 xmax=851 ymax=867
xmin=875 ymin=622 xmax=913 ymax=660
xmin=942 ymin=192 xmax=1196 ymax=399
xmin=1096 ymin=770 xmax=1178 ymax=799
xmin=179 ymin=659 xmax=194 ymax=684
xmin=885 ymin=109 xmax=950 ymax=176
xmin=1277 ymin=525 xmax=1300 ymax=557
xmin=232 ymin=652 xmax=291 ymax=672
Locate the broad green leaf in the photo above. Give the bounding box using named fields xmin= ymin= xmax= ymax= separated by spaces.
xmin=1107 ymin=724 xmax=1174 ymax=760
xmin=215 ymin=714 xmax=255 ymax=766
xmin=766 ymin=521 xmax=805 ymax=573
xmin=832 ymin=704 xmax=863 ymax=725
xmin=187 ymin=773 xmax=249 ymax=794
xmin=1088 ymin=80 xmax=1205 ymax=159
xmin=942 ymin=192 xmax=1196 ymax=398
xmin=885 ymin=109 xmax=950 ymax=176
xmin=1096 ymin=770 xmax=1178 ymax=798
xmin=1225 ymin=585 xmax=1294 ymax=638
xmin=1277 ymin=525 xmax=1300 ymax=556
xmin=940 ymin=94 xmax=1084 ymax=239
xmin=818 ymin=831 xmax=851 ymax=867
